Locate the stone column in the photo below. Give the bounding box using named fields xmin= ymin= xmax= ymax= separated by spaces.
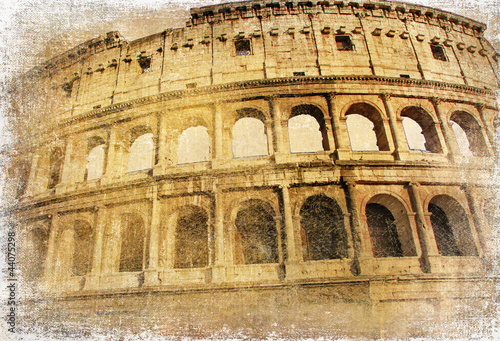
xmin=212 ymin=102 xmax=227 ymax=168
xmin=326 ymin=93 xmax=351 ymax=159
xmin=343 ymin=181 xmax=371 ymax=275
xmin=102 ymin=127 xmax=127 ymax=182
xmin=85 ymin=206 xmax=107 ymax=289
xmin=144 ymin=187 xmax=161 ymax=286
xmin=474 ymin=104 xmax=496 ymax=156
xmin=381 ymin=93 xmax=410 ymax=160
xmin=153 ymin=113 xmax=170 ymax=173
xmin=281 ymin=184 xmax=298 ymax=262
xmin=60 ymin=138 xmax=74 ymax=185
xmin=42 ymin=214 xmax=59 ymax=291
xmin=265 ymin=120 xmax=274 ymax=156
xmin=430 ymin=97 xmax=460 ymax=160
xmin=212 ymin=185 xmax=226 ymax=282
xmin=408 ymin=183 xmax=440 ymax=273
xmin=269 ymin=97 xmax=289 ymax=162
xmin=463 ymin=185 xmax=491 ymax=260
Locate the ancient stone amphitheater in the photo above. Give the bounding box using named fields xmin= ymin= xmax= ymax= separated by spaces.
xmin=5 ymin=0 xmax=499 ymax=338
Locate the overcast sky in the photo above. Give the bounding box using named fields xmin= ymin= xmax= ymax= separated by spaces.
xmin=0 ymin=0 xmax=498 ymax=76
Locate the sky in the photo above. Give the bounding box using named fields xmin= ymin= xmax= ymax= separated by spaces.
xmin=0 ymin=0 xmax=498 ymax=76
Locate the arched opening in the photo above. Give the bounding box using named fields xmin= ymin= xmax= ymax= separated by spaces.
xmin=177 ymin=126 xmax=210 ymax=164
xmin=402 ymin=117 xmax=427 ymax=151
xmin=72 ymin=220 xmax=93 ymax=276
xmin=16 ymin=160 xmax=31 ymax=198
xmin=428 ymin=195 xmax=478 ymax=256
xmin=450 ymin=111 xmax=488 ymax=157
xmin=119 ymin=213 xmax=145 ymax=272
xmin=345 ymin=103 xmax=390 ymax=151
xmin=451 ymin=122 xmax=473 ymax=156
xmin=86 ymin=136 xmax=105 ymax=180
xmin=234 ymin=200 xmax=279 ymax=264
xmin=127 ymin=127 xmax=154 ymax=172
xmin=346 ymin=115 xmax=379 ymax=151
xmin=174 ymin=206 xmax=209 ymax=269
xmin=299 ymin=195 xmax=348 ymax=261
xmin=48 ymin=147 xmax=64 ymax=189
xmin=23 ymin=227 xmax=48 ymax=281
xmin=401 ymin=107 xmax=442 ymax=153
xmin=232 ymin=117 xmax=268 ymax=158
xmin=288 ymin=105 xmax=327 ymax=153
xmin=366 ymin=195 xmax=417 ymax=257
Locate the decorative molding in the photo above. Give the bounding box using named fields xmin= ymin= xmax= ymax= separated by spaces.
xmin=58 ymin=75 xmax=495 ymax=129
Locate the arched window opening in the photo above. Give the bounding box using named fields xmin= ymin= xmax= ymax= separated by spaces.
xmin=346 ymin=114 xmax=379 ymax=151
xmin=428 ymin=196 xmax=478 ymax=257
xmin=177 ymin=126 xmax=210 ymax=164
xmin=450 ymin=112 xmax=488 ymax=157
xmin=288 ymin=105 xmax=327 ymax=153
xmin=402 ymin=117 xmax=427 ymax=151
xmin=72 ymin=220 xmax=93 ymax=276
xmin=119 ymin=213 xmax=145 ymax=272
xmin=128 ymin=132 xmax=154 ymax=173
xmin=23 ymin=228 xmax=48 ymax=281
xmin=366 ymin=195 xmax=417 ymax=258
xmin=345 ymin=103 xmax=390 ymax=151
xmin=48 ymin=148 xmax=64 ymax=189
xmin=86 ymin=136 xmax=106 ymax=180
xmin=366 ymin=203 xmax=403 ymax=257
xmin=232 ymin=117 xmax=268 ymax=158
xmin=299 ymin=195 xmax=348 ymax=261
xmin=174 ymin=206 xmax=209 ymax=269
xmin=401 ymin=107 xmax=442 ymax=153
xmin=451 ymin=122 xmax=473 ymax=156
xmin=235 ymin=200 xmax=278 ymax=264
xmin=16 ymin=160 xmax=31 ymax=198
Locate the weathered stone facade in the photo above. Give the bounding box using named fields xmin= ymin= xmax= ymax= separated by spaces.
xmin=5 ymin=0 xmax=499 ymax=338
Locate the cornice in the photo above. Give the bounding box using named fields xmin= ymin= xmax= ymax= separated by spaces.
xmin=191 ymin=0 xmax=487 ymax=33
xmin=60 ymin=75 xmax=496 ymax=128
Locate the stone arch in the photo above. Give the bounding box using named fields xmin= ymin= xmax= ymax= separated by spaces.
xmin=400 ymin=106 xmax=442 ymax=153
xmin=234 ymin=199 xmax=279 ymax=265
xmin=119 ymin=213 xmax=145 ymax=272
xmin=427 ymin=195 xmax=478 ymax=257
xmin=288 ymin=104 xmax=328 ymax=153
xmin=174 ymin=205 xmax=209 ymax=269
xmin=450 ymin=111 xmax=488 ymax=156
xmin=22 ymin=225 xmax=49 ymax=281
xmin=86 ymin=136 xmax=105 ymax=180
xmin=364 ymin=194 xmax=417 ymax=257
xmin=345 ymin=103 xmax=390 ymax=151
xmin=47 ymin=147 xmax=64 ymax=189
xmin=127 ymin=125 xmax=154 ymax=172
xmin=299 ymin=194 xmax=348 ymax=261
xmin=232 ymin=108 xmax=269 ymax=158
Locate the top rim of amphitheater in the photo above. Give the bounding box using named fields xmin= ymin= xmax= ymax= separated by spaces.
xmin=22 ymin=0 xmax=489 ymax=78
xmin=192 ymin=0 xmax=486 ymax=30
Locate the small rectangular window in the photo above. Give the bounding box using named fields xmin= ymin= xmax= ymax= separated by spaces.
xmin=138 ymin=56 xmax=152 ymax=73
xmin=235 ymin=39 xmax=251 ymax=56
xmin=335 ymin=35 xmax=353 ymax=51
xmin=431 ymin=45 xmax=447 ymax=61
xmin=400 ymin=74 xmax=410 ymax=78
xmin=293 ymin=72 xmax=305 ymax=76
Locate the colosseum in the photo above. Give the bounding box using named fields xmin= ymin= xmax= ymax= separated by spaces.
xmin=4 ymin=0 xmax=499 ymax=338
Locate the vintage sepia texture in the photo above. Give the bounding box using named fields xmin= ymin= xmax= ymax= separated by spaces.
xmin=2 ymin=0 xmax=499 ymax=339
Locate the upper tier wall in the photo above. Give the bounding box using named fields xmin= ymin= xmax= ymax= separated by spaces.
xmin=14 ymin=0 xmax=500 ymax=125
